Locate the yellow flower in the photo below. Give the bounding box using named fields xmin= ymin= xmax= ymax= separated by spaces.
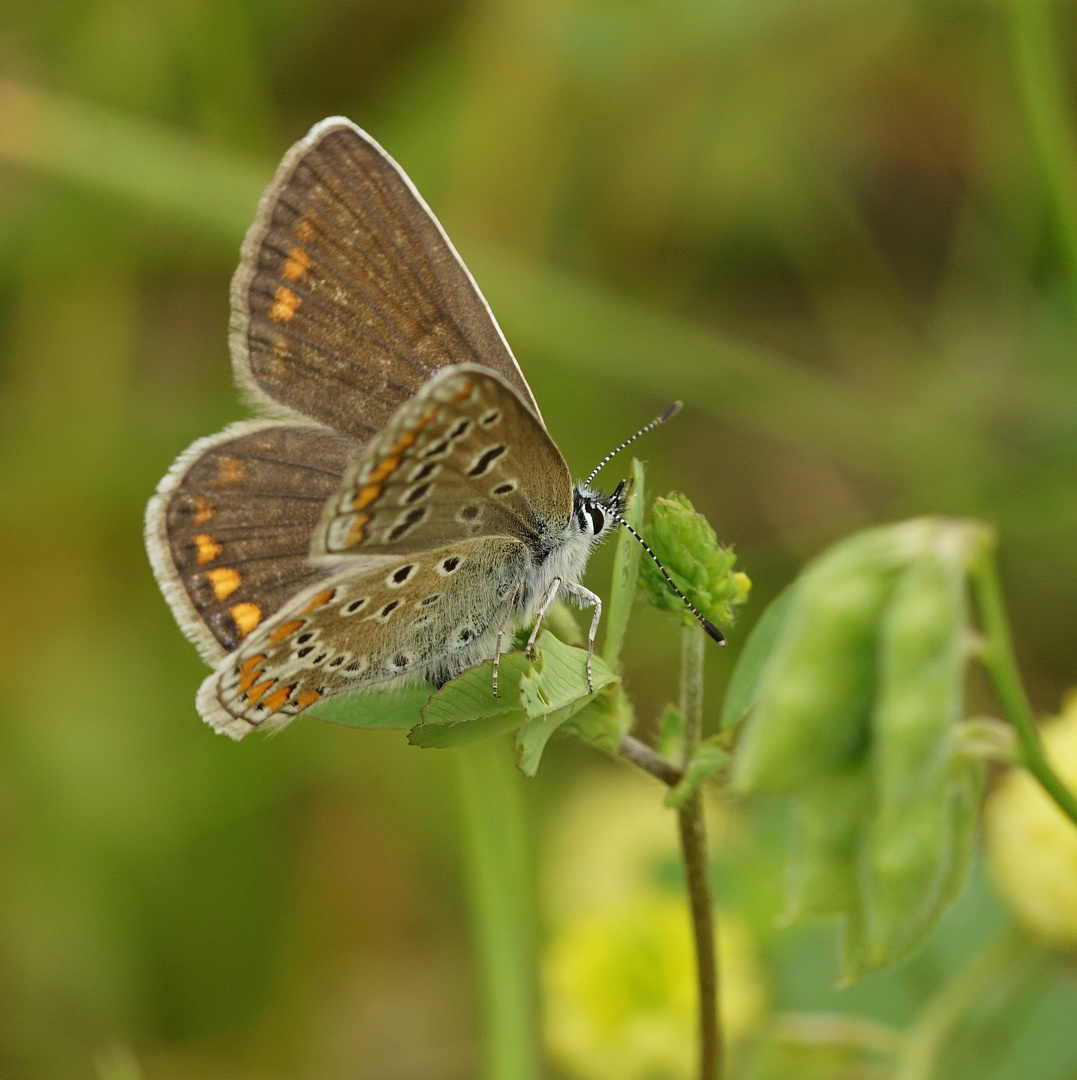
xmin=985 ymin=692 xmax=1077 ymax=945
xmin=544 ymin=897 xmax=764 ymax=1080
xmin=541 ymin=768 xmax=766 ymax=1080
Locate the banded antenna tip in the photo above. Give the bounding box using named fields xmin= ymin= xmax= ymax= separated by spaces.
xmin=586 ymin=401 xmax=684 ymax=486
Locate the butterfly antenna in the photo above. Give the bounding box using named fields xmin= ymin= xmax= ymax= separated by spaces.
xmin=585 ymin=401 xmax=682 ymax=486
xmin=609 ymin=509 xmax=726 ymax=645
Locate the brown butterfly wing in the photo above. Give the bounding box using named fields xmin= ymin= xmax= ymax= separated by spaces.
xmin=146 ymin=420 xmax=362 ymax=661
xmin=197 ymin=537 xmax=529 ymax=739
xmin=231 ymin=117 xmax=542 ymax=438
xmin=312 ymin=366 xmax=573 ymax=558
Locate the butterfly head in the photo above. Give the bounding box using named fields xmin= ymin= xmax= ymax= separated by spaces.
xmin=571 ymin=478 xmax=628 ymax=542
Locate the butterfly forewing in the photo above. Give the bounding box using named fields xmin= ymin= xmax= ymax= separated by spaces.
xmin=145 ymin=420 xmax=361 ymax=660
xmin=199 ymin=537 xmax=528 ymax=739
xmin=231 ymin=118 xmax=542 ymax=439
xmin=313 ymin=365 xmax=572 ymax=558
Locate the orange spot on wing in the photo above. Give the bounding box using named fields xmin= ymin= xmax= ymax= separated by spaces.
xmin=294 ymin=218 xmax=316 ymax=242
xmin=215 ymin=456 xmax=245 ymax=486
xmin=240 ymin=654 xmax=266 ymax=675
xmin=352 ymin=483 xmax=381 ymax=511
xmin=392 ymin=429 xmax=419 ymax=453
xmin=269 ymin=285 xmax=299 ymax=322
xmin=208 ymin=567 xmax=241 ymax=600
xmin=269 ymin=619 xmax=305 ymax=644
xmin=231 ymin=602 xmax=261 ymax=636
xmin=281 ymin=245 xmax=312 ymax=282
xmin=246 ymin=678 xmax=275 ymax=704
xmin=238 ymin=665 xmax=264 ymax=693
xmin=296 ymin=689 xmax=322 ymax=709
xmin=347 ymin=512 xmax=370 ymax=546
xmin=193 ymin=497 xmax=214 ymax=525
xmin=302 ymin=588 xmax=336 ymax=614
xmin=354 ymin=406 xmax=442 ymax=508
xmin=261 ymin=686 xmax=292 ymax=712
xmin=194 ymin=534 xmax=222 ymax=565
xmin=369 ymin=454 xmax=401 ymax=484
xmin=451 ymin=382 xmax=475 ymax=402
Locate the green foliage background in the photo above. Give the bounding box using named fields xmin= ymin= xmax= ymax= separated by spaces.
xmin=0 ymin=0 xmax=1076 ymax=1077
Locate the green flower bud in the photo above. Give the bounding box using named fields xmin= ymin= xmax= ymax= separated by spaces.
xmin=639 ymin=493 xmax=750 ymax=629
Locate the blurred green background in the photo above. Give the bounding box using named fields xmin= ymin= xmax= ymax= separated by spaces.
xmin=2 ymin=0 xmax=1077 ymax=1077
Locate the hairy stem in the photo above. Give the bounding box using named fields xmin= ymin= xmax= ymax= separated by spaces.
xmin=678 ymin=622 xmax=722 ymax=1080
xmin=971 ymin=550 xmax=1077 ymax=827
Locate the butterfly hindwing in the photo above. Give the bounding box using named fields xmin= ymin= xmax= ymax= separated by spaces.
xmin=231 ymin=117 xmax=543 ymax=438
xmin=197 ymin=536 xmax=529 ymax=739
xmin=146 ymin=420 xmax=362 ymax=661
xmin=313 ymin=365 xmax=572 ymax=557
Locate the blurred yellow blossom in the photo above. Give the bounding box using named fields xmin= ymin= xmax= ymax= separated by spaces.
xmin=985 ymin=692 xmax=1077 ymax=945
xmin=544 ymin=897 xmax=764 ymax=1080
xmin=542 ymin=768 xmax=766 ymax=1080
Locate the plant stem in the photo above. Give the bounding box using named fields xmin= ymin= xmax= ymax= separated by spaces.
xmin=616 ymin=732 xmax=683 ymax=786
xmin=678 ymin=622 xmax=722 ymax=1080
xmin=971 ymin=549 xmax=1077 ymax=827
xmin=453 ymin=738 xmax=540 ymax=1080
xmin=1009 ymin=0 xmax=1077 ymax=307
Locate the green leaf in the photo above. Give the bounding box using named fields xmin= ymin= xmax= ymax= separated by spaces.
xmin=664 ymin=735 xmax=730 ymax=808
xmin=310 ymin=685 xmax=432 ymax=729
xmin=410 ymin=708 xmax=525 ymax=749
xmin=719 ymin=582 xmax=799 ymax=732
xmin=658 ymin=703 xmax=684 ymax=760
xmin=515 ymin=632 xmax=617 ymax=777
xmin=408 ymin=654 xmax=529 ymax=748
xmin=602 ymin=457 xmax=645 ymax=666
xmin=562 ymin=682 xmax=634 ymax=753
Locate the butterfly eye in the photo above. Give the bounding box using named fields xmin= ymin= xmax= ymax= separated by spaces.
xmin=586 ymin=505 xmax=605 ymax=534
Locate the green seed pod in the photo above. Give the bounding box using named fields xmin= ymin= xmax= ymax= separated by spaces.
xmin=862 ymin=753 xmax=984 ymax=970
xmin=861 ymin=526 xmax=985 ymax=967
xmin=639 ymin=493 xmax=750 ymax=628
xmin=871 ymin=534 xmax=972 ymax=818
xmin=786 ymin=764 xmax=870 ymax=922
xmin=729 ymin=518 xmax=991 ymax=979
xmin=733 ymin=523 xmax=925 ymax=792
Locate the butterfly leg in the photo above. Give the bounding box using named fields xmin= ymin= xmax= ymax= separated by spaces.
xmin=525 ymin=576 xmax=563 ymax=659
xmin=492 ymin=584 xmax=522 ymax=698
xmin=562 ymin=581 xmax=602 ymax=694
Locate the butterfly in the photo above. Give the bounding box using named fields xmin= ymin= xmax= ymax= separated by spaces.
xmin=146 ymin=117 xmax=719 ymax=740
